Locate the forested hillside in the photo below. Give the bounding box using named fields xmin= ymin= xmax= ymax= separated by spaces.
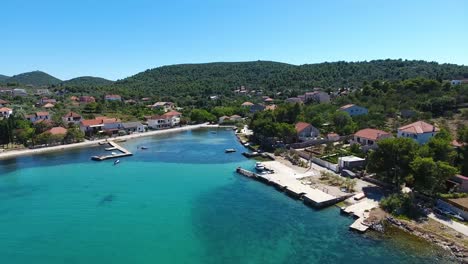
xmin=60 ymin=76 xmax=114 ymax=87
xmin=5 ymin=71 xmax=62 ymax=86
xmin=110 ymin=59 xmax=468 ymax=98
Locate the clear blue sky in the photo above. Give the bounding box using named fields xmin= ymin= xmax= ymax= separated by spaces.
xmin=2 ymin=0 xmax=467 ymax=80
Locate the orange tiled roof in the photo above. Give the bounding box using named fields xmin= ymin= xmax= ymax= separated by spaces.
xmin=355 ymin=128 xmax=391 ymax=141
xmin=398 ymin=121 xmax=439 ymax=134
xmin=295 ymin=122 xmax=311 ymax=133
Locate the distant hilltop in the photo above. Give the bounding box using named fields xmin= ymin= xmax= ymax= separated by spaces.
xmin=0 ymin=71 xmax=113 ymax=87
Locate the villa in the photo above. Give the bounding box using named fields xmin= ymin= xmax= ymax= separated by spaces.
xmin=397 ymin=121 xmax=439 ymax=144
xmin=121 ymin=122 xmax=145 ymax=133
xmin=26 ymin=112 xmax=51 ymax=123
xmin=80 ymin=117 xmax=122 ymax=136
xmin=151 ymin=101 xmax=175 ymax=112
xmin=79 ymin=96 xmax=96 ymax=103
xmin=62 ymin=112 xmax=82 ymax=125
xmin=338 ymin=104 xmax=368 ymax=116
xmin=0 ymin=107 xmax=13 ymax=118
xmin=147 ymin=111 xmax=182 ymax=129
xmin=295 ymin=122 xmax=319 ymax=140
xmin=352 ymin=128 xmax=392 ymax=151
xmin=104 ymin=94 xmax=122 ymax=102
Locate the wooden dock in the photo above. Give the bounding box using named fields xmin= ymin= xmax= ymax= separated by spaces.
xmin=236 ymin=167 xmax=344 ymax=208
xmin=91 ymin=141 xmax=133 ymax=161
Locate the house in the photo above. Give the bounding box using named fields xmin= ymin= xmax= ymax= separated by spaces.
xmin=265 ymin=104 xmax=277 ymax=111
xmin=79 ymin=96 xmax=96 ymax=103
xmin=147 ymin=111 xmax=182 ymax=129
xmin=35 ymin=89 xmax=50 ymax=96
xmin=0 ymin=107 xmax=13 ymax=118
xmin=264 ymin=97 xmax=274 ymax=104
xmin=80 ymin=117 xmax=122 ymax=136
xmin=124 ymin=99 xmax=137 ymax=104
xmin=338 ymin=156 xmax=366 ymax=171
xmin=353 ymin=128 xmax=392 ymax=151
xmin=46 ymin=126 xmax=67 ymax=136
xmin=0 ymin=99 xmax=10 ymax=107
xmin=104 ymin=94 xmax=122 ymax=102
xmin=121 ymin=122 xmax=145 ymax=133
xmin=338 ymin=104 xmax=368 ymax=116
xmin=26 ymin=112 xmax=51 ymax=122
xmin=327 ymin=133 xmax=340 ymax=142
xmin=250 ymin=104 xmax=265 ymax=113
xmin=0 ymin=89 xmax=13 ymax=95
xmin=151 ymin=102 xmax=175 ymax=112
xmin=70 ymin=96 xmax=79 ymax=101
xmin=285 ymin=97 xmax=303 ymax=104
xmin=219 ymin=115 xmax=243 ymax=124
xmin=241 ymin=102 xmax=254 ymax=107
xmin=304 ymin=91 xmax=330 ymax=103
xmin=13 ymin=88 xmax=27 ymax=97
xmin=43 ymin=103 xmax=54 ymax=109
xmin=62 ymin=112 xmax=82 ymax=125
xmin=397 ymin=121 xmax=439 ymax=144
xmin=448 ymin=175 xmax=468 ymax=193
xmin=295 ymin=122 xmax=320 ymax=140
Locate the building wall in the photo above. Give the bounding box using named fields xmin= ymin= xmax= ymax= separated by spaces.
xmin=342 ymin=106 xmax=368 ymax=116
xmin=397 ymin=130 xmax=436 ymax=144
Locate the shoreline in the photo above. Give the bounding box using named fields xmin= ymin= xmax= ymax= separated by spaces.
xmin=0 ymin=124 xmax=208 ymax=160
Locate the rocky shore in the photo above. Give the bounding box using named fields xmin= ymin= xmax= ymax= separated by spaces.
xmin=368 ymin=215 xmax=468 ymax=263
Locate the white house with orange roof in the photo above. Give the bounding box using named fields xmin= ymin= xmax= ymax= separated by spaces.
xmin=0 ymin=107 xmax=13 ymax=118
xmin=147 ymin=111 xmax=182 ymax=129
xmin=62 ymin=112 xmax=82 ymax=125
xmin=397 ymin=121 xmax=439 ymax=144
xmin=353 ymin=128 xmax=392 ymax=151
xmin=338 ymin=104 xmax=368 ymax=116
xmin=295 ymin=122 xmax=319 ymax=140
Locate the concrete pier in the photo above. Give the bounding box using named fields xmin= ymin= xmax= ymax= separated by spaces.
xmin=91 ymin=141 xmax=133 ymax=161
xmin=342 ymin=199 xmax=379 ymax=232
xmin=236 ymin=167 xmax=342 ymax=208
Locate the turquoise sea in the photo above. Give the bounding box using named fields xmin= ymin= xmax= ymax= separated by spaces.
xmin=0 ymin=129 xmax=453 ymax=263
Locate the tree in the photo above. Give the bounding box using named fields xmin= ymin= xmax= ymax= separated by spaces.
xmin=367 ymin=138 xmax=419 ymax=188
xmin=65 ymin=127 xmax=85 ymax=143
xmin=410 ymin=157 xmax=457 ymax=195
xmin=419 ymin=137 xmax=456 ymax=164
xmin=331 ymin=111 xmax=356 ymax=135
xmin=190 ymin=109 xmax=216 ymax=123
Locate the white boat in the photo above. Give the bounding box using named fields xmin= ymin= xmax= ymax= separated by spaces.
xmin=225 ymin=148 xmax=236 ymax=153
xmin=114 ymin=160 xmax=120 ymax=165
xmin=141 ymin=146 xmax=149 ymax=150
xmin=255 ymin=162 xmax=265 ymax=171
xmin=111 ymin=152 xmax=117 ymax=155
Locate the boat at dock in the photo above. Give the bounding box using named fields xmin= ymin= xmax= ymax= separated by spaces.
xmin=255 ymin=162 xmax=265 ymax=171
xmin=225 ymin=148 xmax=236 ymax=153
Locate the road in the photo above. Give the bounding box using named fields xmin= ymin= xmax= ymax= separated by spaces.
xmin=428 ymin=213 xmax=468 ymax=237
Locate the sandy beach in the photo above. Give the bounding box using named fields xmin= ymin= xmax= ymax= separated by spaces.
xmin=0 ymin=124 xmax=207 ymax=160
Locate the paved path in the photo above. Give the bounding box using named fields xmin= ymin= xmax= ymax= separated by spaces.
xmin=428 ymin=213 xmax=468 ymax=237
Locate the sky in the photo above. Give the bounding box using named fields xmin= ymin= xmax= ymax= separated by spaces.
xmin=2 ymin=0 xmax=467 ymax=80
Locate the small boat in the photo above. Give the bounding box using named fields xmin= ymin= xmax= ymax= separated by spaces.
xmin=141 ymin=146 xmax=149 ymax=150
xmin=225 ymin=148 xmax=236 ymax=153
xmin=255 ymin=162 xmax=265 ymax=171
xmin=111 ymin=152 xmax=117 ymax=155
xmin=114 ymin=160 xmax=120 ymax=165
xmin=210 ymin=131 xmax=217 ymax=134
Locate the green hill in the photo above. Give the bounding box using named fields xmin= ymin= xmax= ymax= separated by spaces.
xmin=61 ymin=76 xmax=114 ymax=87
xmin=6 ymin=71 xmax=61 ymax=86
xmin=112 ymin=60 xmax=468 ymax=98
xmin=0 ymin=74 xmax=9 ymax=82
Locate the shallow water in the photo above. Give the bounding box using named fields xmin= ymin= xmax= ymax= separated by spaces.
xmin=0 ymin=129 xmax=452 ymax=263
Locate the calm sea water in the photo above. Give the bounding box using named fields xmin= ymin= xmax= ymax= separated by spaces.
xmin=0 ymin=129 xmax=452 ymax=263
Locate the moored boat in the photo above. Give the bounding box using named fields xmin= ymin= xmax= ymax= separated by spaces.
xmin=255 ymin=162 xmax=265 ymax=171
xmin=225 ymin=148 xmax=236 ymax=153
